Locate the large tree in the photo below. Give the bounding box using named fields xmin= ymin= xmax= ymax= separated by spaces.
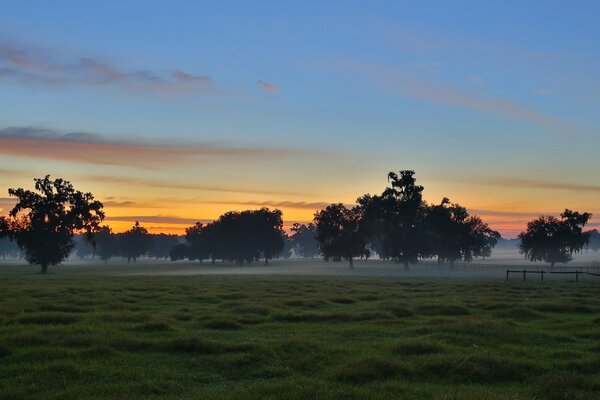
xmin=425 ymin=199 xmax=500 ymax=265
xmin=184 ymin=222 xmax=210 ymax=262
xmin=314 ymin=203 xmax=367 ymax=269
xmin=519 ymin=210 xmax=592 ymax=267
xmin=0 ymin=176 xmax=104 ymax=273
xmin=358 ymin=171 xmax=428 ymax=269
xmin=176 ymin=208 xmax=285 ymax=265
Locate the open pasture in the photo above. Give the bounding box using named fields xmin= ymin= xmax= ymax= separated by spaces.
xmin=1 ymin=262 xmax=600 ymax=399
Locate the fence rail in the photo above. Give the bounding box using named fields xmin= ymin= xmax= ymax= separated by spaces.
xmin=506 ymin=269 xmax=600 ymax=282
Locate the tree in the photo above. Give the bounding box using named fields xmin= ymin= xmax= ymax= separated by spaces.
xmin=586 ymin=229 xmax=600 ymax=252
xmin=149 ymin=233 xmax=179 ymax=260
xmin=358 ymin=171 xmax=427 ymax=269
xmin=519 ymin=210 xmax=592 ymax=267
xmin=169 ymin=243 xmax=190 ymax=261
xmin=252 ymin=208 xmax=285 ymax=265
xmin=185 ymin=222 xmax=210 ymax=262
xmin=118 ymin=221 xmax=153 ymax=263
xmin=0 ymin=176 xmax=104 ymax=273
xmin=95 ymin=226 xmax=117 ymax=262
xmin=279 ymin=234 xmax=293 ymax=259
xmin=425 ymin=199 xmax=500 ymax=265
xmin=73 ymin=234 xmax=96 ymax=260
xmin=291 ymin=223 xmax=319 ymax=258
xmin=314 ymin=203 xmax=367 ymax=269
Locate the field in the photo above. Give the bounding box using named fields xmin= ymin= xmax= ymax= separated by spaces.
xmin=1 ymin=261 xmax=600 ymax=399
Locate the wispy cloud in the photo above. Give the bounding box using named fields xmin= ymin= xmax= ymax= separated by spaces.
xmin=85 ymin=175 xmax=307 ymax=197
xmin=204 ymin=200 xmax=333 ymax=210
xmin=105 ymin=215 xmax=203 ymax=225
xmin=462 ymin=177 xmax=600 ymax=193
xmin=0 ymin=126 xmax=312 ymax=168
xmin=337 ymin=60 xmax=569 ymax=136
xmin=0 ymin=40 xmax=218 ymax=95
xmin=257 ymin=79 xmax=280 ymax=94
xmin=532 ymin=88 xmax=551 ymax=96
xmin=0 ymin=197 xmax=16 ymax=215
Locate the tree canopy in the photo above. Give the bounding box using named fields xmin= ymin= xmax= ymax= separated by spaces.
xmin=314 ymin=203 xmax=368 ymax=268
xmin=519 ymin=210 xmax=592 ymax=267
xmin=0 ymin=176 xmax=104 ymax=273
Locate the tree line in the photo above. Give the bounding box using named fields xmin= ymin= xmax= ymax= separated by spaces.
xmin=0 ymin=173 xmax=594 ymax=273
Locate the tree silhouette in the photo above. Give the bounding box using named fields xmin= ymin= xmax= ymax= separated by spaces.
xmin=149 ymin=233 xmax=179 ymax=260
xmin=184 ymin=222 xmax=210 ymax=262
xmin=252 ymin=208 xmax=285 ymax=265
xmin=0 ymin=176 xmax=104 ymax=273
xmin=291 ymin=223 xmax=319 ymax=258
xmin=95 ymin=226 xmax=116 ymax=262
xmin=118 ymin=221 xmax=153 ymax=263
xmin=425 ymin=199 xmax=500 ymax=265
xmin=169 ymin=243 xmax=190 ymax=261
xmin=519 ymin=210 xmax=591 ymax=267
xmin=175 ymin=208 xmax=285 ymax=265
xmin=314 ymin=203 xmax=367 ymax=269
xmin=586 ymin=229 xmax=600 ymax=252
xmin=358 ymin=171 xmax=427 ymax=269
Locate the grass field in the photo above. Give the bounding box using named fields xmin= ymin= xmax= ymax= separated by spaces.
xmin=1 ymin=262 xmax=600 ymax=399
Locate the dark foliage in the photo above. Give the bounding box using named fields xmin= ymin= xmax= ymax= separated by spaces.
xmin=313 ymin=203 xmax=368 ymax=268
xmin=519 ymin=210 xmax=592 ymax=267
xmin=176 ymin=208 xmax=285 ymax=265
xmin=290 ymin=223 xmax=319 ymax=258
xmin=118 ymin=221 xmax=153 ymax=263
xmin=0 ymin=176 xmax=104 ymax=273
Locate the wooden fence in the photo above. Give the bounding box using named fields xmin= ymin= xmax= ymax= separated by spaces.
xmin=506 ymin=269 xmax=600 ymax=282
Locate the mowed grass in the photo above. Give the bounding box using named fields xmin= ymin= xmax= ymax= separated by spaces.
xmin=1 ymin=264 xmax=600 ymax=399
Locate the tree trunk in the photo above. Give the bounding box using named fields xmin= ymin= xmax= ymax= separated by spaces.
xmin=348 ymin=257 xmax=354 ymax=269
xmin=40 ymin=264 xmax=48 ymax=274
xmin=211 ymin=258 xmax=216 ymax=265
xmin=265 ymin=258 xmax=269 ymax=265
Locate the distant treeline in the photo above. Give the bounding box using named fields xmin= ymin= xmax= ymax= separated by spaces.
xmin=0 ymin=172 xmax=596 ymax=273
xmin=67 ymin=217 xmax=320 ymax=265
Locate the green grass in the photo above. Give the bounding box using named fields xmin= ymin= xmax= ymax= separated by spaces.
xmin=1 ymin=263 xmax=600 ymax=399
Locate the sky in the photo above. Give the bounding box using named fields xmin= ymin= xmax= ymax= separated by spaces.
xmin=0 ymin=1 xmax=599 ymax=238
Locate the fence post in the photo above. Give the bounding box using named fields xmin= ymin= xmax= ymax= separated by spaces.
xmin=506 ymin=270 xmax=509 ymax=281
xmin=541 ymin=270 xmax=544 ymax=282
xmin=523 ymin=269 xmax=526 ymax=281
xmin=576 ymin=270 xmax=579 ymax=282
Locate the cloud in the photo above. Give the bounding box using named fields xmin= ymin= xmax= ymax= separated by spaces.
xmin=338 ymin=61 xmax=569 ymax=136
xmin=102 ymin=200 xmax=138 ymax=207
xmin=459 ymin=177 xmax=600 ymax=193
xmin=204 ymin=200 xmax=333 ymax=210
xmin=0 ymin=40 xmax=217 ymax=95
xmin=257 ymin=80 xmax=280 ymax=94
xmin=468 ymin=75 xmax=484 ymax=86
xmin=468 ymin=209 xmax=544 ymax=218
xmin=414 ymin=61 xmax=440 ymax=74
xmin=0 ymin=126 xmax=312 ymax=168
xmin=85 ymin=175 xmax=307 ymax=197
xmin=104 ymin=215 xmax=203 ymax=225
xmin=0 ymin=197 xmax=16 ymax=215
xmin=532 ymin=88 xmax=551 ymax=96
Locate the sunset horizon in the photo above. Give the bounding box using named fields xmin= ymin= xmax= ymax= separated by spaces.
xmin=2 ymin=2 xmax=599 ymax=239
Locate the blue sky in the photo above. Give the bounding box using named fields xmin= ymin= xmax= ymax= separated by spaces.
xmin=1 ymin=1 xmax=599 ymax=236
